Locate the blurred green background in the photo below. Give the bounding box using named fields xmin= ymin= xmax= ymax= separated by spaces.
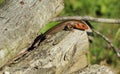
xmin=42 ymin=0 xmax=120 ymax=73
xmin=0 ymin=0 xmax=4 ymax=4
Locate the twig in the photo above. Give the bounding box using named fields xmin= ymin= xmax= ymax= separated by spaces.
xmin=93 ymin=29 xmax=120 ymax=57
xmin=51 ymin=16 xmax=120 ymax=24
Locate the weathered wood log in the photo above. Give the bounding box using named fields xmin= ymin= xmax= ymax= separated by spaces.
xmin=78 ymin=65 xmax=115 ymax=74
xmin=1 ymin=29 xmax=90 ymax=74
xmin=0 ymin=0 xmax=64 ymax=68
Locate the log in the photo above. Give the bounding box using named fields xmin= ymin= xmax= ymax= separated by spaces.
xmin=1 ymin=29 xmax=90 ymax=74
xmin=0 ymin=0 xmax=64 ymax=68
xmin=78 ymin=65 xmax=115 ymax=74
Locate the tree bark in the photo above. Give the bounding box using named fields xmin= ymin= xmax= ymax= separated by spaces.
xmin=0 ymin=0 xmax=64 ymax=68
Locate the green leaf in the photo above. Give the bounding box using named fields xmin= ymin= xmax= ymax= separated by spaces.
xmin=40 ymin=22 xmax=58 ymax=34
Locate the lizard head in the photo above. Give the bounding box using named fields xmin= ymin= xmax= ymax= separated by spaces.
xmin=74 ymin=23 xmax=89 ymax=30
xmin=74 ymin=20 xmax=94 ymax=43
xmin=64 ymin=20 xmax=94 ymax=42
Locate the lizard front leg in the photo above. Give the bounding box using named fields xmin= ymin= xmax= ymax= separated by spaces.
xmin=64 ymin=23 xmax=74 ymax=31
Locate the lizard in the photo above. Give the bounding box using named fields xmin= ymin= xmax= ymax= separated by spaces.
xmin=7 ymin=20 xmax=93 ymax=65
xmin=27 ymin=20 xmax=93 ymax=51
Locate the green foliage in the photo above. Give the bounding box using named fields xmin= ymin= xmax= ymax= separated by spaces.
xmin=61 ymin=0 xmax=120 ymax=18
xmin=40 ymin=22 xmax=58 ymax=34
xmin=0 ymin=0 xmax=5 ymax=4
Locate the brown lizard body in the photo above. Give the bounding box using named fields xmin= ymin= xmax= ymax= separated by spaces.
xmin=28 ymin=20 xmax=93 ymax=51
xmin=9 ymin=20 xmax=93 ymax=65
